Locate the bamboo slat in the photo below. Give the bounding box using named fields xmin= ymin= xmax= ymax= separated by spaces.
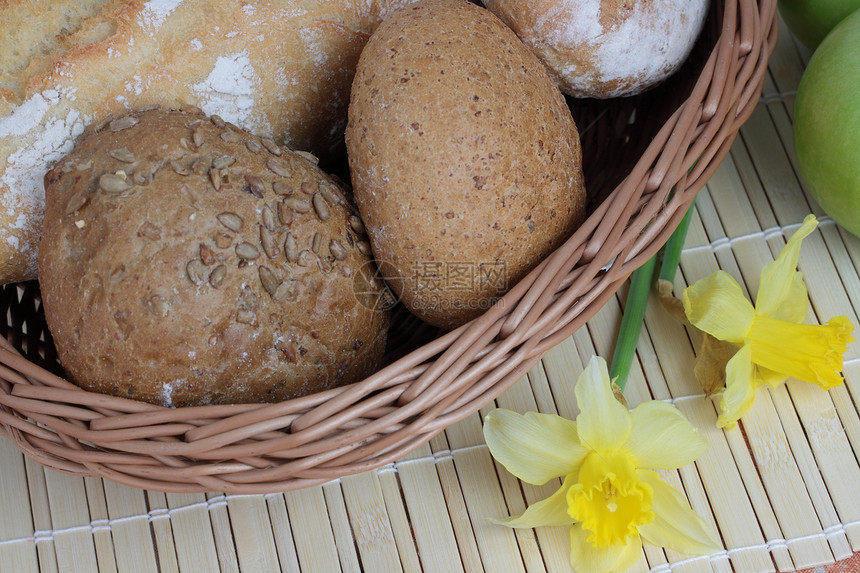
xmin=208 ymin=491 xmax=240 ymax=572
xmin=226 ymin=495 xmax=278 ymax=572
xmin=744 ymin=391 xmax=834 ymax=568
xmin=144 ymin=491 xmax=181 ymax=573
xmin=42 ymin=472 xmax=98 ymax=572
xmin=25 ymin=458 xmax=59 ymax=573
xmin=83 ymin=477 xmax=118 ymax=573
xmin=395 ymin=446 xmax=464 ymax=572
xmin=717 ymin=405 xmax=794 ymax=572
xmin=340 ymin=472 xmax=402 ymax=572
xmin=101 ymin=481 xmax=159 ymax=573
xmin=322 ymin=481 xmax=362 ymax=573
xmin=427 ymin=433 xmax=484 ymax=571
xmin=24 ymin=456 xmax=59 ymax=573
xmin=446 ymin=409 xmax=525 ymax=573
xmin=282 ymin=487 xmax=341 ymax=572
xmin=678 ymin=399 xmax=775 ymax=573
xmin=374 ymin=469 xmax=423 ymax=572
xmin=263 ymin=493 xmax=301 ymax=572
xmin=0 ymin=440 xmax=38 ymax=573
xmin=538 ymin=337 xmax=585 ymax=419
xmin=165 ymin=493 xmax=221 ymax=572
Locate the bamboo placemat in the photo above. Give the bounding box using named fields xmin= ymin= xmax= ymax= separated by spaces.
xmin=2 ymin=17 xmax=859 ymax=573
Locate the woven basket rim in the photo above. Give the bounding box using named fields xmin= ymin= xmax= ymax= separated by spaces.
xmin=0 ymin=0 xmax=779 ymax=493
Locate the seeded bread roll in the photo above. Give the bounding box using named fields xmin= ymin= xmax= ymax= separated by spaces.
xmin=0 ymin=0 xmax=420 ymax=285
xmin=39 ymin=108 xmax=390 ymax=406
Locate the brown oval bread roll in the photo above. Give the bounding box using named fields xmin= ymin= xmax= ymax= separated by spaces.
xmin=0 ymin=0 xmax=421 ymax=285
xmin=481 ymin=0 xmax=710 ymax=98
xmin=346 ymin=0 xmax=586 ymax=330
xmin=39 ymin=108 xmax=390 ymax=406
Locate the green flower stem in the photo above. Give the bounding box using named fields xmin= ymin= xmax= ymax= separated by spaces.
xmin=609 ymin=255 xmax=657 ymax=392
xmin=658 ymin=197 xmax=697 ymax=284
xmin=609 ymin=199 xmax=697 ymax=391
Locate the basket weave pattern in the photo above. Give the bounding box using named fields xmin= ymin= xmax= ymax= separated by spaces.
xmin=0 ymin=0 xmax=778 ymax=493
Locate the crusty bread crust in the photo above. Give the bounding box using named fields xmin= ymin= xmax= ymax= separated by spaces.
xmin=347 ymin=0 xmax=586 ymax=329
xmin=39 ymin=108 xmax=390 ymax=406
xmin=482 ymin=0 xmax=709 ymax=98
xmin=0 ymin=0 xmax=418 ymax=284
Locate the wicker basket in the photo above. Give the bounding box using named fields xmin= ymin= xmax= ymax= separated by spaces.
xmin=0 ymin=0 xmax=778 ymax=493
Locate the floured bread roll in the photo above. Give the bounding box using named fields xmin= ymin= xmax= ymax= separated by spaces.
xmin=481 ymin=0 xmax=709 ymax=98
xmin=0 ymin=0 xmax=418 ymax=284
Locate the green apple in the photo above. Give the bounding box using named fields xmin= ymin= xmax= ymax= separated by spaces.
xmin=779 ymin=0 xmax=860 ymax=49
xmin=794 ymin=8 xmax=860 ymax=237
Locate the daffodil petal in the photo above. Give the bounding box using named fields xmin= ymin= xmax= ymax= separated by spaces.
xmin=575 ymin=356 xmax=631 ymax=452
xmin=767 ymin=271 xmax=809 ymax=324
xmin=636 ymin=470 xmax=723 ymax=555
xmin=757 ymin=366 xmax=788 ymax=389
xmin=625 ymin=401 xmax=708 ymax=470
xmin=755 ymin=215 xmax=817 ymax=317
xmin=492 ymin=475 xmax=576 ymax=528
xmin=483 ymin=409 xmax=588 ymax=485
xmin=683 ymin=271 xmax=755 ymax=345
xmin=717 ymin=343 xmax=757 ymax=428
xmin=569 ymin=523 xmax=643 ymax=573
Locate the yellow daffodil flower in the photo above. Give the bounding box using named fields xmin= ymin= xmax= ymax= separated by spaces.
xmin=484 ymin=356 xmax=721 ymax=573
xmin=682 ymin=215 xmax=854 ymax=428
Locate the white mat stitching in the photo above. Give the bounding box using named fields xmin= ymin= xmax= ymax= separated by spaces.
xmin=0 ymin=492 xmax=287 ymax=547
xmin=4 ymin=509 xmax=857 ymax=573
xmin=2 ymin=476 xmax=857 ymax=556
xmin=647 ymin=520 xmax=858 ymax=572
xmin=759 ymin=90 xmax=798 ymax=105
xmin=679 ymin=217 xmax=837 ymax=258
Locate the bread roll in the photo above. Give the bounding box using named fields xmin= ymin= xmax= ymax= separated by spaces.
xmin=481 ymin=0 xmax=709 ymax=98
xmin=0 ymin=0 xmax=419 ymax=285
xmin=39 ymin=108 xmax=390 ymax=406
xmin=347 ymin=0 xmax=586 ymax=329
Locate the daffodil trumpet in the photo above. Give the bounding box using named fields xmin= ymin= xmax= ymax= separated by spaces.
xmin=484 ymin=356 xmax=721 ymax=573
xmin=682 ymin=214 xmax=854 ymax=427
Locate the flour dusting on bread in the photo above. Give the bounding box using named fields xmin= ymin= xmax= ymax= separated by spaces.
xmin=0 ymin=0 xmax=422 ymax=284
xmin=483 ymin=0 xmax=709 ymax=98
xmin=192 ymin=52 xmax=266 ymax=133
xmin=138 ymin=0 xmax=185 ymax=33
xmin=1 ymin=88 xmax=87 ymax=270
